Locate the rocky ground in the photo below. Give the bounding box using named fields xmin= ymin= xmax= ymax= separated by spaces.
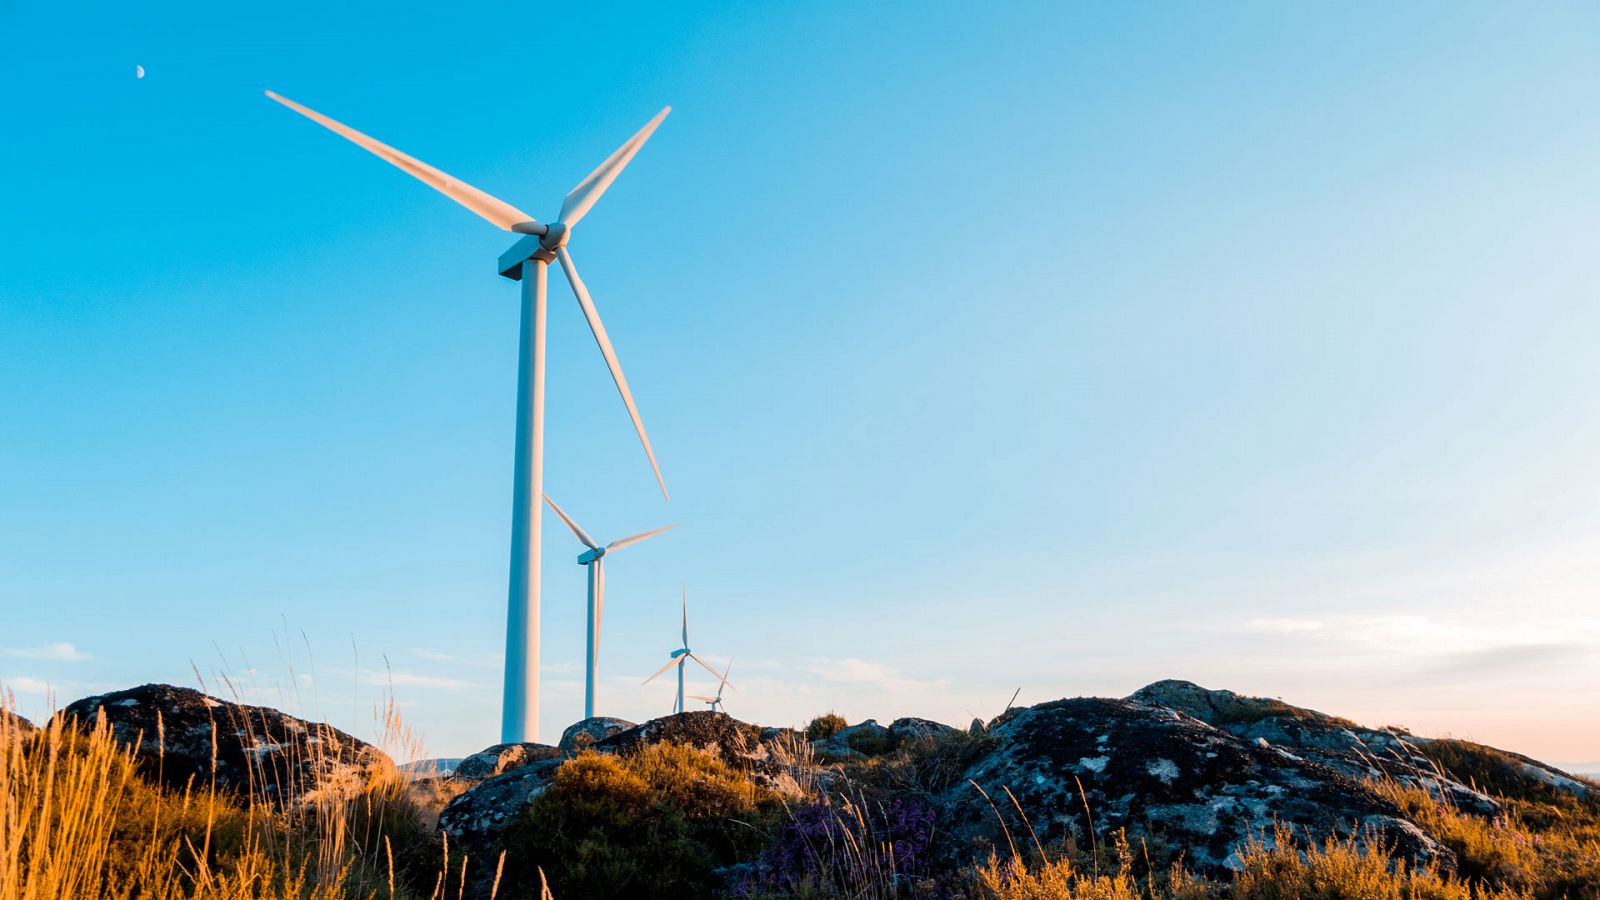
xmin=35 ymin=679 xmax=1598 ymax=898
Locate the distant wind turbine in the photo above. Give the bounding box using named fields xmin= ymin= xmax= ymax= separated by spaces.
xmin=543 ymin=493 xmax=676 ymax=720
xmin=687 ymin=659 xmax=734 ymax=713
xmin=643 ymin=590 xmax=723 ymax=714
xmin=265 ymin=91 xmax=673 ymax=743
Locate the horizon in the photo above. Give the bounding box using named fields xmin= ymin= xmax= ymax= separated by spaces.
xmin=3 ymin=2 xmax=1598 ymax=767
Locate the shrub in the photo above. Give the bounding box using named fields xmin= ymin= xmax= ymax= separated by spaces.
xmin=805 ymin=712 xmax=847 ymax=741
xmin=503 ymin=744 xmax=784 ymax=900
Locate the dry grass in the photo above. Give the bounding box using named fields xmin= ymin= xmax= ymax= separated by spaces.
xmin=0 ymin=690 xmax=489 ymax=900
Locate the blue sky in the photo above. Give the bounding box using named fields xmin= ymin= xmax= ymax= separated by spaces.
xmin=3 ymin=2 xmax=1599 ymax=763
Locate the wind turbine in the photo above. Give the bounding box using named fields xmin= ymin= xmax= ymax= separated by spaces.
xmin=687 ymin=660 xmax=734 ymax=713
xmin=643 ymin=590 xmax=723 ymax=714
xmin=265 ymin=91 xmax=672 ymax=744
xmin=543 ymin=493 xmax=676 ymax=720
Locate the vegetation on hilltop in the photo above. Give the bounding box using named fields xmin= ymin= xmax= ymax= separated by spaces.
xmin=4 ymin=692 xmax=1598 ymax=899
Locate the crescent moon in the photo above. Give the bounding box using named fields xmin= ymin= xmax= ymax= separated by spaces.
xmin=136 ymin=65 xmax=145 ymax=79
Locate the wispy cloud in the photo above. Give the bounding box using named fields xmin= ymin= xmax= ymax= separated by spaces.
xmin=1 ymin=675 xmax=52 ymax=696
xmin=1245 ymin=617 xmax=1326 ymax=634
xmin=410 ymin=648 xmax=501 ymax=669
xmin=803 ymin=657 xmax=949 ymax=694
xmin=356 ymin=668 xmax=472 ymax=690
xmin=1 ymin=642 xmax=89 ymax=662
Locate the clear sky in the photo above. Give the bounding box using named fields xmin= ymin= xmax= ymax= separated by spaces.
xmin=3 ymin=2 xmax=1598 ymax=765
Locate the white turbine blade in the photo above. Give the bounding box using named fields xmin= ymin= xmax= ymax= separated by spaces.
xmin=686 ymin=695 xmax=717 ymax=703
xmin=688 ymin=652 xmax=723 ymax=681
xmin=542 ymin=494 xmax=598 ymax=549
xmin=681 ymin=587 xmax=688 ymax=647
xmin=720 ymin=660 xmax=735 ymax=693
xmin=555 ymin=247 xmax=668 ymax=500
xmin=605 ymin=523 xmax=678 ymax=554
xmin=264 ymin=91 xmax=541 ymax=233
xmin=642 ymin=656 xmax=678 ymax=685
xmin=558 ymin=106 xmax=670 ymax=229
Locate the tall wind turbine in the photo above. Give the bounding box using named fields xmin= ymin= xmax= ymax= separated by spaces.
xmin=643 ymin=590 xmax=724 ymax=714
xmin=687 ymin=660 xmax=733 ymax=713
xmin=266 ymin=91 xmax=672 ymax=743
xmin=543 ymin=493 xmax=676 ymax=720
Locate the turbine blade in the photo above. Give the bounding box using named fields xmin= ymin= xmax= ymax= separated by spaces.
xmin=605 ymin=523 xmax=678 ymax=553
xmin=542 ymin=494 xmax=598 ymax=549
xmin=681 ymin=587 xmax=688 ymax=647
xmin=642 ymin=656 xmax=678 ymax=685
xmin=555 ymin=247 xmax=668 ymax=500
xmin=686 ymin=695 xmax=716 ymax=703
xmin=558 ymin=106 xmax=670 ymax=229
xmin=688 ymin=652 xmax=723 ymax=681
xmin=264 ymin=91 xmax=541 ymax=233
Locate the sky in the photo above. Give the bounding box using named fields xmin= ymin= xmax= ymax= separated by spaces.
xmin=2 ymin=2 xmax=1598 ymax=765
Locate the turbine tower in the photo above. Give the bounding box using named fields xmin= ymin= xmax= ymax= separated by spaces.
xmin=644 ymin=590 xmax=724 ymax=714
xmin=687 ymin=660 xmax=733 ymax=713
xmin=543 ymin=493 xmax=676 ymax=719
xmin=266 ymin=91 xmax=672 ymax=743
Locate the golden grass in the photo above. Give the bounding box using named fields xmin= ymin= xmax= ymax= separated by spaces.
xmin=0 ymin=691 xmax=492 ymax=900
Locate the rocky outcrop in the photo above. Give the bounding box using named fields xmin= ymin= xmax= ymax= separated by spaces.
xmin=1129 ymin=680 xmax=1500 ymax=814
xmin=596 ymin=711 xmax=768 ymax=768
xmin=812 ymin=718 xmax=894 ymax=760
xmin=438 ymin=756 xmax=565 ymax=862
xmin=454 ymin=742 xmax=563 ymax=781
xmin=62 ymin=683 xmax=389 ymax=804
xmin=559 ymin=717 xmax=635 ymax=751
xmin=937 ymin=697 xmax=1453 ymax=877
xmin=890 ymin=716 xmax=957 ymax=746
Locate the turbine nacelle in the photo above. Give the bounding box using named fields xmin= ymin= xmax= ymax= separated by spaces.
xmin=577 ymin=546 xmax=606 ymax=565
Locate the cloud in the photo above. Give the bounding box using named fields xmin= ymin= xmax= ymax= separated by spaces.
xmin=1 ymin=675 xmax=52 ymax=696
xmin=1429 ymin=643 xmax=1595 ymax=678
xmin=411 ymin=648 xmax=501 ymax=669
xmin=803 ymin=657 xmax=949 ymax=694
xmin=356 ymin=668 xmax=472 ymax=690
xmin=1245 ymin=617 xmax=1326 ymax=634
xmin=1 ymin=642 xmax=89 ymax=662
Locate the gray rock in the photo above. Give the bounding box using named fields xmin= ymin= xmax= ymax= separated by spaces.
xmin=596 ymin=711 xmax=767 ymax=768
xmin=1129 ymin=680 xmax=1500 ymax=813
xmin=62 ymin=683 xmax=389 ymax=805
xmin=890 ymin=716 xmax=957 ymax=746
xmin=454 ymin=742 xmax=563 ymax=781
xmin=841 ymin=719 xmax=892 ymax=754
xmin=969 ymin=717 xmax=986 ymax=735
xmin=935 ymin=697 xmax=1454 ymax=878
xmin=761 ymin=725 xmax=800 ymax=743
xmin=558 ymin=717 xmax=635 ymax=752
xmin=438 ymin=756 xmax=565 ymax=861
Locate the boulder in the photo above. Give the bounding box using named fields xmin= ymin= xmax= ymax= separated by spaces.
xmin=63 ymin=683 xmax=389 ymax=804
xmin=438 ymin=756 xmax=565 ymax=862
xmin=454 ymin=742 xmax=563 ymax=781
xmin=1129 ymin=680 xmax=1500 ymax=813
xmin=558 ymin=717 xmax=635 ymax=752
xmin=596 ymin=711 xmax=767 ymax=768
xmin=812 ymin=719 xmax=892 ymax=760
xmin=968 ymin=717 xmax=986 ymax=736
xmin=935 ymin=697 xmax=1453 ymax=877
xmin=890 ymin=717 xmax=957 ymax=747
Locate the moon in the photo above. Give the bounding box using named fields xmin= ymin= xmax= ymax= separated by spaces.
xmin=136 ymin=65 xmax=145 ymax=79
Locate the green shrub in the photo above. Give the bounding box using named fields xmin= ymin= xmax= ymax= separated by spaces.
xmin=804 ymin=712 xmax=847 ymax=741
xmin=502 ymin=744 xmax=784 ymax=900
